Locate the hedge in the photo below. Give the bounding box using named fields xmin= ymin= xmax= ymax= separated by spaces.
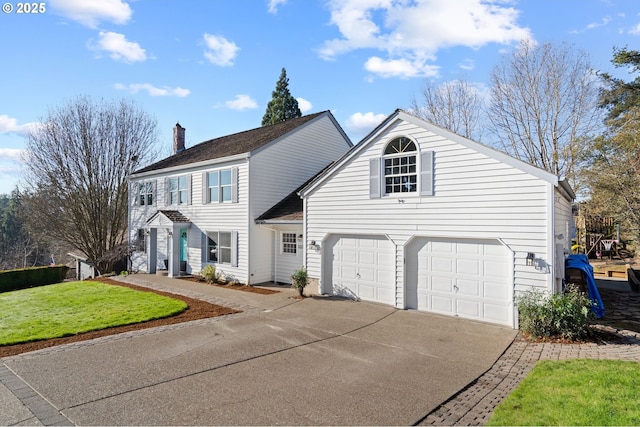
xmin=0 ymin=265 xmax=70 ymax=293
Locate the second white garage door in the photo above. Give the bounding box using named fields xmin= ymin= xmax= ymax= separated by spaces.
xmin=325 ymin=235 xmax=396 ymax=305
xmin=405 ymin=238 xmax=513 ymax=326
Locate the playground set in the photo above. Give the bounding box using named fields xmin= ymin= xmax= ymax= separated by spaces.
xmin=573 ymin=213 xmax=633 ymax=260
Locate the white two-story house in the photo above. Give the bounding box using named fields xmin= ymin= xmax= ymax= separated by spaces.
xmin=128 ymin=111 xmax=352 ymax=283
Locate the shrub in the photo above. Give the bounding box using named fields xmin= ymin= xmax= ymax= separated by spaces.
xmin=0 ymin=265 xmax=70 ymax=293
xmin=201 ymin=264 xmax=221 ymax=284
xmin=291 ymin=267 xmax=308 ymax=297
xmin=517 ymin=285 xmax=595 ymax=340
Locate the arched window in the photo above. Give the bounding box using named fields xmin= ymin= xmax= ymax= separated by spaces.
xmin=383 ymin=137 xmax=418 ymax=194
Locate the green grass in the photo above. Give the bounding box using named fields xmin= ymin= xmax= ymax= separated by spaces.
xmin=0 ymin=281 xmax=187 ymax=346
xmin=488 ymin=359 xmax=640 ymax=426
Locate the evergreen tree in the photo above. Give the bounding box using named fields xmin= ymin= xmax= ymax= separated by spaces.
xmin=262 ymin=68 xmax=301 ymax=126
xmin=599 ymin=47 xmax=640 ymax=122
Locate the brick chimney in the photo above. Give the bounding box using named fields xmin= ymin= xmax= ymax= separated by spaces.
xmin=173 ymin=123 xmax=185 ymax=154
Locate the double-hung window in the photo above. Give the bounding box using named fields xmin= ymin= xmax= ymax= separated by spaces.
xmin=138 ymin=181 xmax=154 ymax=206
xmin=384 ymin=137 xmax=417 ymax=194
xmin=204 ymin=167 xmax=237 ymax=203
xmin=168 ymin=176 xmax=189 ymax=205
xmin=370 ymin=136 xmax=434 ymax=198
xmin=206 ymin=231 xmax=237 ymax=266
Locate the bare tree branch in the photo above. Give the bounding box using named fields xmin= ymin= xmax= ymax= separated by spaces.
xmin=410 ymin=77 xmax=484 ymax=141
xmin=488 ymin=40 xmax=603 ymax=184
xmin=23 ymin=96 xmax=158 ymax=273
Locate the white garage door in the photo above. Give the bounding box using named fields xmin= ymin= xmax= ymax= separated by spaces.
xmin=406 ymin=238 xmax=513 ymax=326
xmin=326 ymin=235 xmax=396 ymax=305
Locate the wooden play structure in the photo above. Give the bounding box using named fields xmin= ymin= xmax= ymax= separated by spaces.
xmin=573 ymin=210 xmax=634 ymax=260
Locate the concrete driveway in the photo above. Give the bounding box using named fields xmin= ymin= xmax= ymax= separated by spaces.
xmin=1 ymin=276 xmax=516 ymax=426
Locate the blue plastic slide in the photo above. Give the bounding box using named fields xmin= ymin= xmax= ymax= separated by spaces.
xmin=565 ymin=254 xmax=605 ymax=318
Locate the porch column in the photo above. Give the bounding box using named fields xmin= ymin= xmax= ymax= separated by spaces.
xmin=147 ymin=228 xmax=157 ymax=273
xmin=168 ymin=226 xmax=181 ymax=277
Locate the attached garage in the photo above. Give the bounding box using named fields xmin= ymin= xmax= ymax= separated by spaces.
xmin=325 ymin=235 xmax=395 ymax=305
xmin=405 ymin=238 xmax=513 ymax=326
xmin=301 ymin=110 xmax=575 ymax=329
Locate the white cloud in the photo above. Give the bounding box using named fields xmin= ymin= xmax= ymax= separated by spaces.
xmin=203 ymin=34 xmax=239 ymax=67
xmin=459 ymin=58 xmax=475 ymax=71
xmin=50 ymin=0 xmax=132 ymax=28
xmin=0 ymin=148 xmax=26 ymax=161
xmin=114 ymin=83 xmax=190 ymax=97
xmin=319 ymin=0 xmax=533 ymax=78
xmin=586 ymin=16 xmax=612 ymax=30
xmin=630 ymin=22 xmax=640 ymax=35
xmin=364 ymin=56 xmax=439 ymax=79
xmin=297 ymin=97 xmax=312 ymax=113
xmin=346 ymin=112 xmax=387 ymax=140
xmin=0 ymin=115 xmax=40 ymax=136
xmin=224 ymin=94 xmax=258 ymax=111
xmin=267 ymin=0 xmax=287 ymax=14
xmin=91 ymin=31 xmax=147 ymax=63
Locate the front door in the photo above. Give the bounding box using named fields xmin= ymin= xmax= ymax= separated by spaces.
xmin=180 ymin=228 xmax=188 ymax=271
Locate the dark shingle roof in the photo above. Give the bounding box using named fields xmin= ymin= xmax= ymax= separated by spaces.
xmin=148 ymin=210 xmax=191 ymax=224
xmin=134 ymin=112 xmax=326 ymax=174
xmin=255 ymin=191 xmax=303 ymax=222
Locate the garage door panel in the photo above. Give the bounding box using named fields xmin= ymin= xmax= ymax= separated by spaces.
xmin=457 ymin=279 xmax=480 ymax=296
xmin=359 ymin=250 xmax=376 ymax=265
xmin=432 ymin=257 xmax=453 ymax=273
xmin=483 ymin=303 xmax=510 ymax=323
xmin=432 ymin=276 xmax=453 ymax=292
xmin=457 ymin=259 xmax=480 ymax=275
xmin=341 ymin=250 xmax=357 ymax=263
xmin=458 ymin=242 xmax=480 ymax=255
xmin=431 ymin=295 xmax=454 ymax=313
xmin=431 ymin=240 xmax=454 ymax=253
xmin=485 ymin=281 xmax=510 ymax=299
xmin=457 ymin=299 xmax=480 ymax=318
xmin=328 ymin=235 xmax=395 ymax=306
xmin=406 ymin=237 xmax=513 ymax=326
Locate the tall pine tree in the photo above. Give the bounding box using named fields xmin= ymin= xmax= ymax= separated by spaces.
xmin=262 ymin=68 xmax=301 ymax=126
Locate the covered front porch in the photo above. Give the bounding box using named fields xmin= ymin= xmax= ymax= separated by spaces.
xmin=144 ymin=210 xmax=192 ymax=278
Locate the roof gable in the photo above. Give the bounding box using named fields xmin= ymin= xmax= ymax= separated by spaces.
xmin=134 ymin=111 xmax=327 ymax=174
xmin=301 ymin=109 xmax=560 ymax=198
xmin=146 ymin=210 xmax=191 ymax=227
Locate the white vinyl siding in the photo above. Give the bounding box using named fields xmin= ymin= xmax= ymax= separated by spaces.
xmin=130 ymin=161 xmax=249 ymax=281
xmin=248 ymin=114 xmax=351 ymax=283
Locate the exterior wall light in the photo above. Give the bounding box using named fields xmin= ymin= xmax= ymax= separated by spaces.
xmin=526 ymin=252 xmax=535 ymax=266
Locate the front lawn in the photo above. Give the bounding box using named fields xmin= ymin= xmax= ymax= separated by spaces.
xmin=488 ymin=359 xmax=640 ymax=426
xmin=0 ymin=281 xmax=187 ymax=346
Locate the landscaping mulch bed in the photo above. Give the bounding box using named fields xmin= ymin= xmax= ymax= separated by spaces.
xmin=177 ymin=275 xmax=280 ymax=295
xmin=0 ymin=278 xmax=240 ymax=358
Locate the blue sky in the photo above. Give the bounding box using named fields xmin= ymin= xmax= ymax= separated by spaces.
xmin=1 ymin=0 xmax=639 ymax=195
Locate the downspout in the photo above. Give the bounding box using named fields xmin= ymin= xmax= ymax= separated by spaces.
xmin=246 ymin=154 xmax=252 ymax=285
xmin=127 ymin=177 xmax=132 ymax=273
xmin=548 ymin=182 xmax=557 ymax=294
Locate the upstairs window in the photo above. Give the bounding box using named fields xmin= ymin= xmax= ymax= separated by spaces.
xmin=138 ymin=181 xmax=154 ymax=206
xmin=203 ymin=167 xmax=238 ymax=203
xmin=168 ymin=175 xmax=189 ymax=205
xmin=369 ymin=136 xmax=434 ymax=198
xmin=383 ymin=137 xmax=417 ymax=194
